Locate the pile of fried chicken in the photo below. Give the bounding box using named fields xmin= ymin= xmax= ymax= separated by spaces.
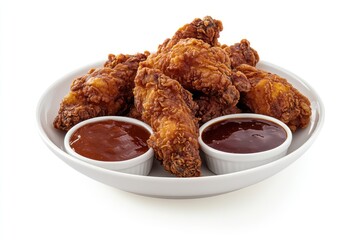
xmin=53 ymin=16 xmax=311 ymax=177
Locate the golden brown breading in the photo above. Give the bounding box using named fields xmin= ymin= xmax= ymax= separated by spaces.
xmin=104 ymin=51 xmax=150 ymax=68
xmin=238 ymin=64 xmax=311 ymax=131
xmin=223 ymin=39 xmax=260 ymax=68
xmin=53 ymin=52 xmax=148 ymax=131
xmin=231 ymin=68 xmax=251 ymax=93
xmin=134 ymin=67 xmax=201 ymax=177
xmin=194 ymin=94 xmax=241 ymax=125
xmin=142 ymin=38 xmax=240 ymax=106
xmin=158 ymin=16 xmax=223 ymax=53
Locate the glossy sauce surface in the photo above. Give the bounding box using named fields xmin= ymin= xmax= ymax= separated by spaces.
xmin=69 ymin=120 xmax=150 ymax=161
xmin=202 ymin=118 xmax=287 ymax=154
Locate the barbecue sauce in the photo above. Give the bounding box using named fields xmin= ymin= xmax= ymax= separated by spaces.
xmin=69 ymin=120 xmax=150 ymax=161
xmin=202 ymin=118 xmax=287 ymax=153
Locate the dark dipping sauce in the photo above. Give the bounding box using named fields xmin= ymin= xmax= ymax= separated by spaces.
xmin=69 ymin=120 xmax=150 ymax=161
xmin=202 ymin=118 xmax=287 ymax=154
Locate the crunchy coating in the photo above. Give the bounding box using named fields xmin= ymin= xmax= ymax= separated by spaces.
xmin=231 ymin=68 xmax=251 ymax=93
xmin=194 ymin=94 xmax=241 ymax=125
xmin=158 ymin=16 xmax=223 ymax=53
xmin=142 ymin=38 xmax=240 ymax=106
xmin=223 ymin=39 xmax=260 ymax=68
xmin=134 ymin=67 xmax=201 ymax=177
xmin=53 ymin=52 xmax=148 ymax=131
xmin=104 ymin=51 xmax=149 ymax=68
xmin=238 ymin=64 xmax=311 ymax=131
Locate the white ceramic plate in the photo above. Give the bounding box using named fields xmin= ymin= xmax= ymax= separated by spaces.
xmin=36 ymin=61 xmax=324 ymax=199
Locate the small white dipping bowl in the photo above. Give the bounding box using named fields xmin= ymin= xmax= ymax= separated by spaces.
xmin=64 ymin=116 xmax=154 ymax=175
xmin=199 ymin=113 xmax=292 ymax=175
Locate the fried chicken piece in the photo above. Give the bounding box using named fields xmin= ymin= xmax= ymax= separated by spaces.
xmin=238 ymin=64 xmax=311 ymax=131
xmin=134 ymin=67 xmax=201 ymax=177
xmin=223 ymin=39 xmax=260 ymax=68
xmin=194 ymin=94 xmax=241 ymax=125
xmin=142 ymin=38 xmax=240 ymax=106
xmin=53 ymin=52 xmax=148 ymax=131
xmin=104 ymin=51 xmax=149 ymax=68
xmin=231 ymin=68 xmax=252 ymax=93
xmin=158 ymin=16 xmax=223 ymax=53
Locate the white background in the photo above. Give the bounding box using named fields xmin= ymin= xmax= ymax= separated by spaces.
xmin=1 ymin=0 xmax=359 ymax=239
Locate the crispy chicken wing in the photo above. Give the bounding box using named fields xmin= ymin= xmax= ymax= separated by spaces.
xmin=194 ymin=94 xmax=241 ymax=124
xmin=134 ymin=67 xmax=201 ymax=177
xmin=238 ymin=64 xmax=311 ymax=131
xmin=142 ymin=38 xmax=240 ymax=106
xmin=103 ymin=51 xmax=149 ymax=68
xmin=193 ymin=68 xmax=249 ymax=124
xmin=222 ymin=39 xmax=260 ymax=68
xmin=53 ymin=52 xmax=148 ymax=131
xmin=158 ymin=16 xmax=223 ymax=53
